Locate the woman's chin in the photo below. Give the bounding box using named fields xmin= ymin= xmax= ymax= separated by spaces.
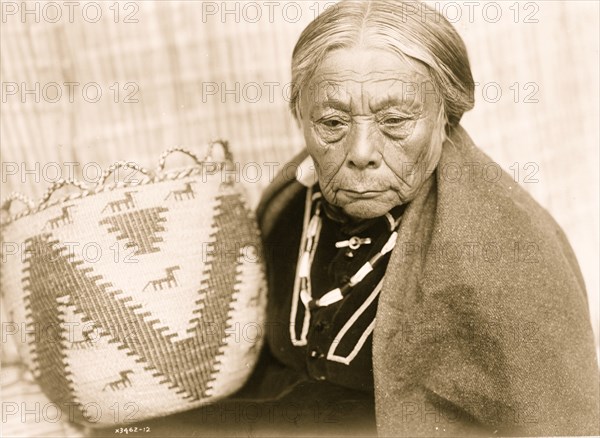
xmin=340 ymin=200 xmax=396 ymax=221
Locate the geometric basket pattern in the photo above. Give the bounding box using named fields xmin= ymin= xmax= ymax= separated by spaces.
xmin=0 ymin=159 xmax=267 ymax=427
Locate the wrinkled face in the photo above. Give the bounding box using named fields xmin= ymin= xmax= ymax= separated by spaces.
xmin=299 ymin=47 xmax=446 ymax=219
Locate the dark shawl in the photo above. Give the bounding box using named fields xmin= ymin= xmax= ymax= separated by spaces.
xmin=257 ymin=125 xmax=599 ymax=436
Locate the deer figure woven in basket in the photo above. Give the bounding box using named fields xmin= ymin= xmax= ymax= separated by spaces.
xmin=0 ymin=141 xmax=267 ymax=427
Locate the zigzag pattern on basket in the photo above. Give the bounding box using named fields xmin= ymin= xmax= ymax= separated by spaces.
xmin=20 ymin=189 xmax=257 ymax=404
xmin=3 ymin=145 xmax=267 ymax=426
xmin=188 ymin=189 xmax=260 ymax=395
xmin=22 ymin=237 xmax=90 ymax=424
xmin=99 ymin=207 xmax=169 ymax=255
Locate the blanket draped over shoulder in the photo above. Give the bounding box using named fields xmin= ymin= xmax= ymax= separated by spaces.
xmin=257 ymin=125 xmax=600 ymax=437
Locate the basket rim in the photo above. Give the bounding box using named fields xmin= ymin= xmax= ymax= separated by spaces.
xmin=0 ymin=163 xmax=232 ymax=227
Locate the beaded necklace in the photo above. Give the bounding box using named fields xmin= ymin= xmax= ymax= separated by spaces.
xmin=290 ymin=186 xmax=402 ymax=346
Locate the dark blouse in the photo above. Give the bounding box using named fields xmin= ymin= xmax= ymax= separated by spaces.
xmin=265 ymin=183 xmax=406 ymax=392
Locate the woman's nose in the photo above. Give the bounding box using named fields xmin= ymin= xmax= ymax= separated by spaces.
xmin=345 ymin=124 xmax=382 ymax=170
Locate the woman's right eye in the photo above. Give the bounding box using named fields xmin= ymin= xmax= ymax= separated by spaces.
xmin=314 ymin=117 xmax=349 ymax=143
xmin=321 ymin=119 xmax=345 ymax=128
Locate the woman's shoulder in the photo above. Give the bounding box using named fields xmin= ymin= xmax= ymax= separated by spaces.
xmin=375 ymin=125 xmax=599 ymax=436
xmin=438 ymin=125 xmax=580 ymax=271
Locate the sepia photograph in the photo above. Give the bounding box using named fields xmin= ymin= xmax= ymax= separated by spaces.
xmin=1 ymin=1 xmax=599 ymax=437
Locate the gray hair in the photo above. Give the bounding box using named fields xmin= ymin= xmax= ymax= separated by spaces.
xmin=290 ymin=0 xmax=475 ymax=127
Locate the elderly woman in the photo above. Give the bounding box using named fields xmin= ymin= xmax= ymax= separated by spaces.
xmin=90 ymin=1 xmax=598 ymax=437
xmin=253 ymin=0 xmax=599 ymax=436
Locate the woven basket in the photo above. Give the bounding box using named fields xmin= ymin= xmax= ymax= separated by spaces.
xmin=0 ymin=142 xmax=267 ymax=427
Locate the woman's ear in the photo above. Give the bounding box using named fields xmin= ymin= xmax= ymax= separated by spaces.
xmin=437 ymin=106 xmax=449 ymax=145
xmin=444 ymin=120 xmax=454 ymax=140
xmin=295 ymin=102 xmax=307 ymax=131
xmin=441 ymin=123 xmax=448 ymax=144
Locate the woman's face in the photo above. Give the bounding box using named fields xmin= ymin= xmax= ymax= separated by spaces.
xmin=299 ymin=46 xmax=446 ymax=220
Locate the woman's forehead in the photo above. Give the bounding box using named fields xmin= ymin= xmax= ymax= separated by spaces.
xmin=302 ymin=47 xmax=439 ymax=111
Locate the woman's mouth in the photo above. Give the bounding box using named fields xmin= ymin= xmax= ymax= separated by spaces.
xmin=338 ymin=189 xmax=387 ymax=199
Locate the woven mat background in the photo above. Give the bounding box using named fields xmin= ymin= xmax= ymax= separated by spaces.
xmin=1 ymin=1 xmax=598 ymax=436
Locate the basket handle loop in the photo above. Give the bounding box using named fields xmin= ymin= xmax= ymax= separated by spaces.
xmin=97 ymin=161 xmax=150 ymax=187
xmin=0 ymin=193 xmax=35 ymax=217
xmin=204 ymin=139 xmax=233 ymax=163
xmin=38 ymin=178 xmax=91 ymax=208
xmin=156 ymin=148 xmax=204 ymax=172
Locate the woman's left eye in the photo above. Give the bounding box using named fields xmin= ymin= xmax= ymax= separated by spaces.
xmin=380 ymin=116 xmax=406 ymax=126
xmin=378 ymin=115 xmax=415 ymax=139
